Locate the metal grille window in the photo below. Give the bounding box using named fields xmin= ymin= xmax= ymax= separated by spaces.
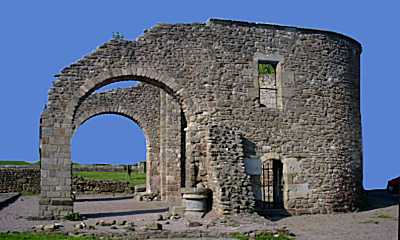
xmin=261 ymin=160 xmax=283 ymax=209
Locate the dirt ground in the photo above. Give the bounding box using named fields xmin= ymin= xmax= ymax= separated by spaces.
xmin=0 ymin=190 xmax=398 ymax=240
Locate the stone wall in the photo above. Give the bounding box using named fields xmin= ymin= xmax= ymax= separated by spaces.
xmin=0 ymin=167 xmax=40 ymax=194
xmin=40 ymin=18 xmax=363 ymax=217
xmin=0 ymin=166 xmax=137 ymax=195
xmin=206 ymin=125 xmax=255 ymax=215
xmin=72 ymin=177 xmax=133 ymax=194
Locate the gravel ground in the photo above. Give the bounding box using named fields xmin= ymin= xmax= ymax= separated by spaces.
xmin=0 ymin=190 xmax=398 ymax=240
xmin=0 ymin=195 xmax=174 ymax=233
xmin=0 ymin=195 xmax=273 ymax=236
xmin=278 ymin=205 xmax=398 ymax=240
xmin=277 ymin=190 xmax=399 ymax=240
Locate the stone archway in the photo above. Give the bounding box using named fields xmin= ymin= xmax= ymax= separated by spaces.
xmin=73 ymin=83 xmax=162 ymax=194
xmin=72 ymin=112 xmax=148 ymax=194
xmin=72 ymin=78 xmax=187 ymax=202
xmin=40 ymin=62 xmax=189 ymax=217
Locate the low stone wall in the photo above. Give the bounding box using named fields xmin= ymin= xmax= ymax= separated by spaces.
xmin=0 ymin=166 xmax=142 ymax=195
xmin=0 ymin=167 xmax=40 ymax=194
xmin=72 ymin=177 xmax=134 ymax=194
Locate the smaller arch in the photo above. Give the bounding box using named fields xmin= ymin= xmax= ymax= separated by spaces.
xmin=73 ymin=108 xmax=158 ymax=193
xmin=73 ymin=110 xmax=149 ymax=141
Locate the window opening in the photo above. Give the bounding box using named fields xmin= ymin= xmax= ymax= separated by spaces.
xmin=258 ymin=62 xmax=278 ymax=108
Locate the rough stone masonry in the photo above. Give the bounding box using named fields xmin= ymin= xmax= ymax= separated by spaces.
xmin=39 ymin=19 xmax=363 ymax=217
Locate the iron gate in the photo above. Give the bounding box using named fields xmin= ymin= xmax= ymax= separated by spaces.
xmin=260 ymin=160 xmax=283 ymax=209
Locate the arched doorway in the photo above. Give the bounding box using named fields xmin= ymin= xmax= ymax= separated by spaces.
xmin=40 ymin=74 xmax=188 ymax=217
xmin=72 ymin=113 xmax=147 ymax=199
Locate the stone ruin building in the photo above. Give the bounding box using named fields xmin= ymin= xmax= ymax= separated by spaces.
xmin=39 ymin=19 xmax=363 ymax=218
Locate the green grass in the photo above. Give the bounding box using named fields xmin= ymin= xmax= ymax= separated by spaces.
xmin=255 ymin=234 xmax=294 ymax=240
xmin=21 ymin=191 xmax=39 ymax=196
xmin=0 ymin=160 xmax=32 ymax=165
xmin=231 ymin=232 xmax=250 ymax=240
xmin=0 ymin=232 xmax=98 ymax=240
xmin=73 ymin=171 xmax=145 ymax=186
xmin=64 ymin=212 xmax=83 ymax=221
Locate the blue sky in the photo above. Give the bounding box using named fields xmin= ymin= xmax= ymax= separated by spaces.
xmin=0 ymin=1 xmax=398 ymax=189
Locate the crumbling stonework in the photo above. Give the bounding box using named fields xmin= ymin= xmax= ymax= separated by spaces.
xmin=206 ymin=126 xmax=255 ymax=214
xmin=40 ymin=19 xmax=363 ymax=217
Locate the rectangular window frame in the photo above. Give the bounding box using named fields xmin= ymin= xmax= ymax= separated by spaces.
xmin=258 ymin=60 xmax=279 ymax=108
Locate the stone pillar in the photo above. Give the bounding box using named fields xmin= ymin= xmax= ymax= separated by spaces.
xmin=159 ymin=90 xmax=167 ymax=199
xmin=185 ymin=124 xmax=196 ymax=188
xmin=39 ymin=119 xmax=73 ymax=218
xmin=185 ymin=121 xmax=208 ymax=188
xmin=164 ymin=94 xmax=182 ymax=201
xmin=159 ymin=91 xmax=183 ymax=201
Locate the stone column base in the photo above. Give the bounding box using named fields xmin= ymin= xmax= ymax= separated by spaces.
xmin=39 ymin=198 xmax=73 ymax=218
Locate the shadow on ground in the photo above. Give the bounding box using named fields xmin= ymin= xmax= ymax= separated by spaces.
xmin=75 ymin=195 xmax=134 ymax=202
xmin=256 ymin=208 xmax=291 ymax=221
xmin=81 ymin=208 xmax=169 ymax=219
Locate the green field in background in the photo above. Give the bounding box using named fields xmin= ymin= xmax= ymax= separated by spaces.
xmin=73 ymin=171 xmax=145 ymax=186
xmin=0 ymin=160 xmax=33 ymax=165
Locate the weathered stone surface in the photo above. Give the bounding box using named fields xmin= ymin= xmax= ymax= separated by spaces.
xmin=144 ymin=222 xmax=162 ymax=231
xmin=39 ymin=18 xmax=363 ymax=217
xmin=72 ymin=177 xmax=133 ymax=194
xmin=169 ymin=206 xmax=185 ymax=217
xmin=187 ymin=221 xmax=203 ymax=227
